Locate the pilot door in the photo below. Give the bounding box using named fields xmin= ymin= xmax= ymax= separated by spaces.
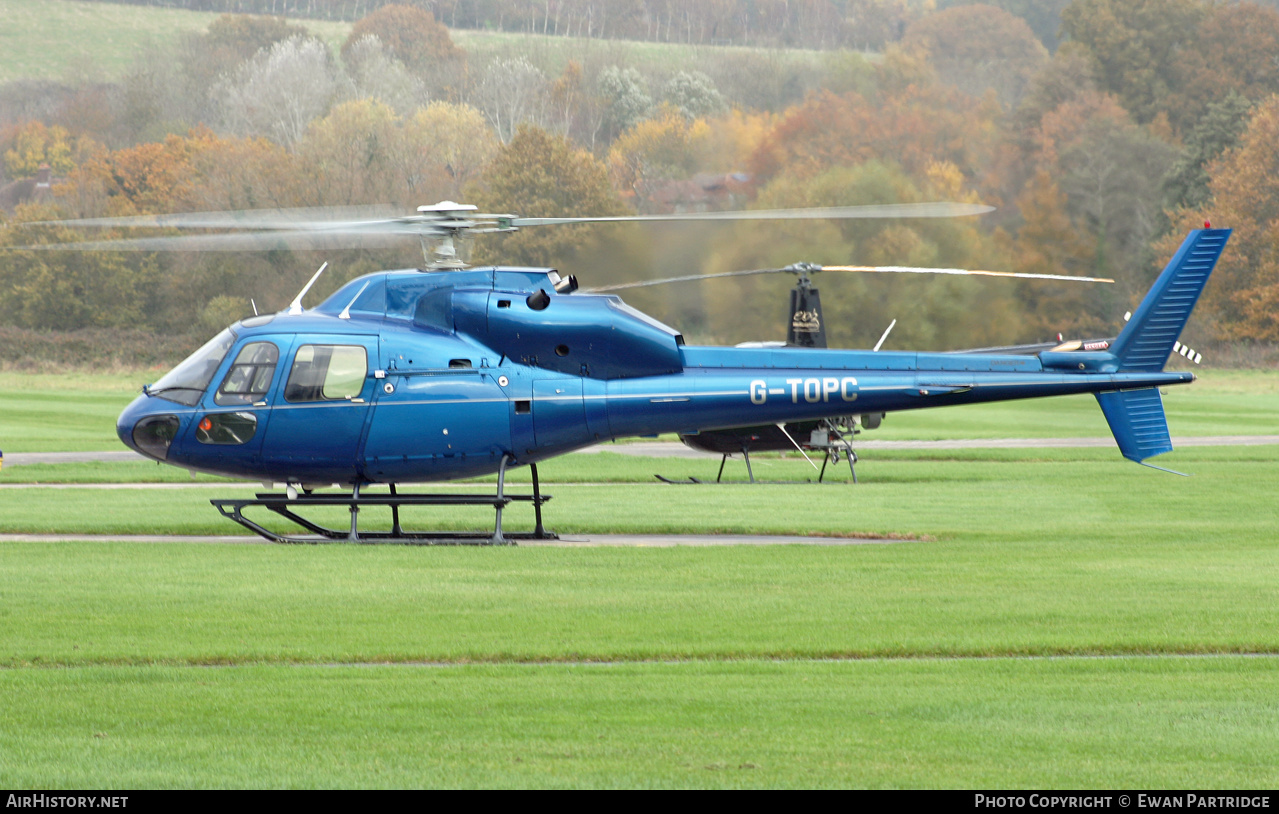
xmin=258 ymin=335 xmax=379 ymax=482
xmin=181 ymin=338 xmax=284 ymax=477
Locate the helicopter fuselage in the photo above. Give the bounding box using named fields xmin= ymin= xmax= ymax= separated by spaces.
xmin=117 ymin=262 xmax=1198 ymax=486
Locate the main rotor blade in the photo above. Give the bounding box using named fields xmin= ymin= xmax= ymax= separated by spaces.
xmin=822 ymin=265 xmax=1114 ymax=283
xmin=586 ymin=268 xmax=782 ymax=292
xmin=10 ymin=228 xmax=429 ymax=252
xmin=587 ymin=264 xmax=1114 ymax=292
xmin=28 ymin=204 xmax=407 ymax=231
xmin=512 ymin=202 xmax=995 ymax=227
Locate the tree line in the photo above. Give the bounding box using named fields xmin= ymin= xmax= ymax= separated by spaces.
xmin=3 ymin=0 xmax=1279 ymax=355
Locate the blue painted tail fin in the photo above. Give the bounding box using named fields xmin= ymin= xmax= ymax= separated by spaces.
xmin=1109 ymin=228 xmax=1230 ymax=372
xmin=1096 ymin=388 xmax=1174 ymax=465
xmin=1096 ymin=228 xmax=1229 ymax=471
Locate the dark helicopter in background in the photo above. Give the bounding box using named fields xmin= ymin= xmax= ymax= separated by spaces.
xmin=20 ymin=202 xmax=1228 ymax=543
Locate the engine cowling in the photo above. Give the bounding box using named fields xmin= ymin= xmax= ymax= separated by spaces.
xmin=453 ymin=289 xmax=685 ymax=379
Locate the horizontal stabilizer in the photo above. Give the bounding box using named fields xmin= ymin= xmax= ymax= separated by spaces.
xmin=1110 ymin=228 xmax=1229 ymax=371
xmin=1096 ymin=388 xmax=1173 ymax=463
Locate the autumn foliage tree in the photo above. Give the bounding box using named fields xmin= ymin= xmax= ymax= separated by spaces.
xmin=41 ymin=129 xmax=304 ymax=330
xmin=201 ymin=13 xmax=310 ymax=61
xmin=749 ymin=84 xmax=999 ymax=185
xmin=1010 ymin=87 xmax=1176 ymax=307
xmin=1163 ymin=2 xmax=1279 ymax=132
xmin=902 ymin=4 xmax=1048 ymax=107
xmin=8 ymin=0 xmax=1279 ymax=359
xmin=342 ymin=4 xmax=463 ymax=73
xmin=1060 ymin=0 xmax=1205 ymax=124
xmin=468 ymin=124 xmax=629 ymax=272
xmin=215 ymin=36 xmax=343 ymax=149
xmin=607 ymin=105 xmax=710 ymax=204
xmin=1164 ymin=92 xmax=1254 ymax=212
xmin=0 ymin=205 xmax=159 ymax=330
xmin=1059 ymin=0 xmax=1279 ymax=135
xmin=2 ymin=121 xmax=100 ymax=179
xmin=67 ymin=134 xmax=200 ymax=217
xmin=1164 ymin=95 xmax=1279 ymax=341
xmin=1012 ymin=170 xmax=1106 ymax=338
xmin=62 ymin=128 xmax=294 ymax=217
xmin=401 ymin=102 xmax=499 ymax=200
xmin=295 ymin=99 xmax=404 ymax=206
xmin=699 ymin=160 xmax=1020 ymax=349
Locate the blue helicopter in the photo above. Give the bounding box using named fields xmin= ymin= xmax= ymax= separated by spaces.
xmin=36 ymin=202 xmax=1229 ymax=543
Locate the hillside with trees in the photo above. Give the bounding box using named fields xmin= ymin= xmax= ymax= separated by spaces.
xmin=3 ymin=0 xmax=1279 ymax=366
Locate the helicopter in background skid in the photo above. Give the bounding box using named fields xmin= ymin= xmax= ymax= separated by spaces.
xmin=591 ymin=257 xmax=1121 ymax=483
xmin=19 ymin=201 xmax=1228 ymax=545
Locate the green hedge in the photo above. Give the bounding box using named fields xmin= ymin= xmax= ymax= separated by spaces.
xmin=0 ymin=326 xmax=201 ymax=371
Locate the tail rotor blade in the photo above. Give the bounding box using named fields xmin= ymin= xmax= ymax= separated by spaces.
xmin=586 ymin=264 xmax=1114 ymax=293
xmin=821 ymin=265 xmax=1114 ymax=283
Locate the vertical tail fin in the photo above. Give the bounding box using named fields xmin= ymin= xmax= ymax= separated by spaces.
xmin=1096 ymin=388 xmax=1175 ymax=466
xmin=1096 ymin=228 xmax=1229 ymax=472
xmin=1109 ymin=228 xmax=1229 ymax=372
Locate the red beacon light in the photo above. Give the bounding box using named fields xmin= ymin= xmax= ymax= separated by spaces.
xmin=1204 ymin=220 xmax=1212 ymax=228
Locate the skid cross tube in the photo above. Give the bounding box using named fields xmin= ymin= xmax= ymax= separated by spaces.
xmin=712 ymin=437 xmax=857 ymax=484
xmin=210 ymin=461 xmax=556 ymax=545
xmin=817 ymin=446 xmax=857 ymax=483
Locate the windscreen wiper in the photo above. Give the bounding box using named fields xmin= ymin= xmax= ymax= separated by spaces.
xmin=143 ymin=385 xmax=205 ymax=397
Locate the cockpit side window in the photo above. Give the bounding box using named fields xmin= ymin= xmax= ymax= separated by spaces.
xmin=215 ymin=342 xmax=280 ymax=406
xmin=284 ymin=345 xmax=368 ymax=402
xmin=149 ymin=328 xmax=236 ymax=406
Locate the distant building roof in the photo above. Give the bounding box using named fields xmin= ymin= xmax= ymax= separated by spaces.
xmin=0 ymin=164 xmax=56 ymax=213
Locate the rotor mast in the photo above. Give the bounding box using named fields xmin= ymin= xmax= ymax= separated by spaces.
xmin=416 ymin=201 xmax=485 ymax=270
xmin=783 ymin=262 xmax=827 ymax=348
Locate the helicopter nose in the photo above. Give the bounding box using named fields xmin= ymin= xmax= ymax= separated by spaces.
xmin=116 ymin=398 xmax=138 ymax=449
xmin=118 ymin=396 xmax=182 ymax=462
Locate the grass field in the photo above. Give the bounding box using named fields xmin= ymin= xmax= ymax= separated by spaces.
xmin=1 ymin=368 xmax=1277 ymax=787
xmin=0 ymin=0 xmax=826 ymax=84
xmin=0 ymin=0 xmax=351 ymax=83
xmin=5 ymin=455 xmax=1279 ymax=664
xmin=450 ymin=27 xmax=833 ymax=78
xmin=4 ymin=659 xmax=1279 ymax=788
xmin=2 ymin=445 xmax=1278 ymax=535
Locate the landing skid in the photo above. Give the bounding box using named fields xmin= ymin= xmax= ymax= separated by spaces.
xmin=211 ymin=458 xmax=557 ymax=545
xmin=655 ymin=474 xmax=710 ymax=484
xmin=657 ymin=443 xmax=859 ymax=484
xmin=818 ymin=447 xmax=858 ymax=484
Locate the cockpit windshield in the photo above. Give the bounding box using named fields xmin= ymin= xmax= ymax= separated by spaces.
xmin=148 ymin=328 xmax=236 ymax=406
